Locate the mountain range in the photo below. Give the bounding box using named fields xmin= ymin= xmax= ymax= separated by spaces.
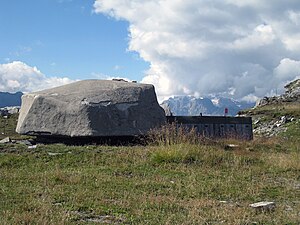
xmin=0 ymin=92 xmax=23 ymax=108
xmin=161 ymin=96 xmax=255 ymax=116
xmin=0 ymin=91 xmax=255 ymax=116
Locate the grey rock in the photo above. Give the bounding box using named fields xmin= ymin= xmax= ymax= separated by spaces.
xmin=0 ymin=106 xmax=20 ymax=116
xmin=285 ymin=205 xmax=293 ymax=211
xmin=6 ymin=106 xmax=20 ymax=114
xmin=250 ymin=201 xmax=276 ymax=211
xmin=48 ymin=152 xmax=62 ymax=156
xmin=28 ymin=145 xmax=37 ymax=149
xmin=254 ymin=119 xmax=260 ymax=125
xmin=0 ymin=108 xmax=8 ymax=116
xmin=16 ymin=139 xmax=33 ymax=146
xmin=252 ymin=114 xmax=293 ymax=137
xmin=0 ymin=137 xmax=11 ymax=144
xmin=224 ymin=144 xmax=239 ymax=151
xmin=219 ymin=201 xmax=228 ymax=204
xmin=16 ymin=80 xmax=166 ymax=137
xmin=160 ymin=102 xmax=173 ymax=116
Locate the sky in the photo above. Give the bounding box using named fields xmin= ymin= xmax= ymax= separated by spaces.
xmin=1 ymin=0 xmax=300 ymax=102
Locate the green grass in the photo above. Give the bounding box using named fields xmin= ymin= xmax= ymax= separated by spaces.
xmin=0 ymin=114 xmax=299 ymax=224
xmin=241 ymin=103 xmax=300 ymax=127
xmin=241 ymin=103 xmax=300 ymax=118
xmin=0 ymin=140 xmax=299 ymax=224
xmin=0 ymin=114 xmax=28 ymax=140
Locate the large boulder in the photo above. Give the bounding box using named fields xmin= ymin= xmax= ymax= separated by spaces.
xmin=16 ymin=80 xmax=166 ymax=137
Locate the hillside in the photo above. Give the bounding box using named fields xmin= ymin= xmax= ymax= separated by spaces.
xmin=0 ymin=116 xmax=299 ymax=224
xmin=0 ymin=80 xmax=299 ymax=224
xmin=0 ymin=92 xmax=23 ymax=108
xmin=240 ymin=79 xmax=300 ymax=139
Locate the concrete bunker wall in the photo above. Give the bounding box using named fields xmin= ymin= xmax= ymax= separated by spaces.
xmin=167 ymin=116 xmax=253 ymax=140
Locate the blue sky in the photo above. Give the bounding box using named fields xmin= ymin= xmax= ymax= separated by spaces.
xmin=1 ymin=0 xmax=300 ymax=102
xmin=0 ymin=0 xmax=148 ymax=81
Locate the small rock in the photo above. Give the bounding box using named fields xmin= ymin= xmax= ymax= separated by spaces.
xmin=294 ymin=183 xmax=300 ymax=190
xmin=225 ymin=144 xmax=239 ymax=150
xmin=28 ymin=145 xmax=37 ymax=149
xmin=250 ymin=201 xmax=275 ymax=212
xmin=48 ymin=152 xmax=62 ymax=156
xmin=16 ymin=139 xmax=33 ymax=146
xmin=0 ymin=137 xmax=11 ymax=144
xmin=219 ymin=201 xmax=228 ymax=204
xmin=254 ymin=119 xmax=260 ymax=125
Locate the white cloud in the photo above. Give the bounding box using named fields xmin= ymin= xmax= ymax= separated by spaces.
xmin=231 ymin=24 xmax=276 ymax=50
xmin=0 ymin=61 xmax=75 ymax=93
xmin=288 ymin=10 xmax=300 ymax=25
xmin=273 ymin=58 xmax=300 ymax=91
xmin=94 ymin=0 xmax=300 ymax=101
xmin=274 ymin=58 xmax=300 ymax=79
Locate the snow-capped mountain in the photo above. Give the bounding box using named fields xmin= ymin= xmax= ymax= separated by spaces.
xmin=161 ymin=96 xmax=255 ymax=116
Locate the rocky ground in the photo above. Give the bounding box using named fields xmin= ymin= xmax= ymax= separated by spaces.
xmin=252 ymin=113 xmax=299 ymax=137
xmin=0 ymin=106 xmax=20 ymax=116
xmin=240 ymin=79 xmax=300 ymax=137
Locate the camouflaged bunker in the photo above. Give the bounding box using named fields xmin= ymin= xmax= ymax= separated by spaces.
xmin=167 ymin=116 xmax=253 ymax=140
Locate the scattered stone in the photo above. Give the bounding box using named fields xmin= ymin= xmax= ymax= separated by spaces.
xmin=28 ymin=145 xmax=37 ymax=149
xmin=23 ymin=140 xmax=34 ymax=146
xmin=219 ymin=201 xmax=228 ymax=204
xmin=254 ymin=119 xmax=260 ymax=125
xmin=224 ymin=144 xmax=239 ymax=150
xmin=47 ymin=152 xmax=62 ymax=156
xmin=0 ymin=106 xmax=20 ymax=116
xmin=71 ymin=211 xmax=124 ymax=224
xmin=0 ymin=137 xmax=11 ymax=144
xmin=250 ymin=201 xmax=276 ymax=212
xmin=53 ymin=202 xmax=63 ymax=206
xmin=15 ymin=139 xmax=34 ymax=146
xmin=252 ymin=115 xmax=293 ymax=137
xmin=16 ymin=80 xmax=166 ymax=137
xmin=294 ymin=183 xmax=300 ymax=190
xmin=85 ymin=215 xmax=122 ymax=223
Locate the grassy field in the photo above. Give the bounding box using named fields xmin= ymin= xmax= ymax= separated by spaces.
xmin=0 ymin=115 xmax=299 ymax=224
